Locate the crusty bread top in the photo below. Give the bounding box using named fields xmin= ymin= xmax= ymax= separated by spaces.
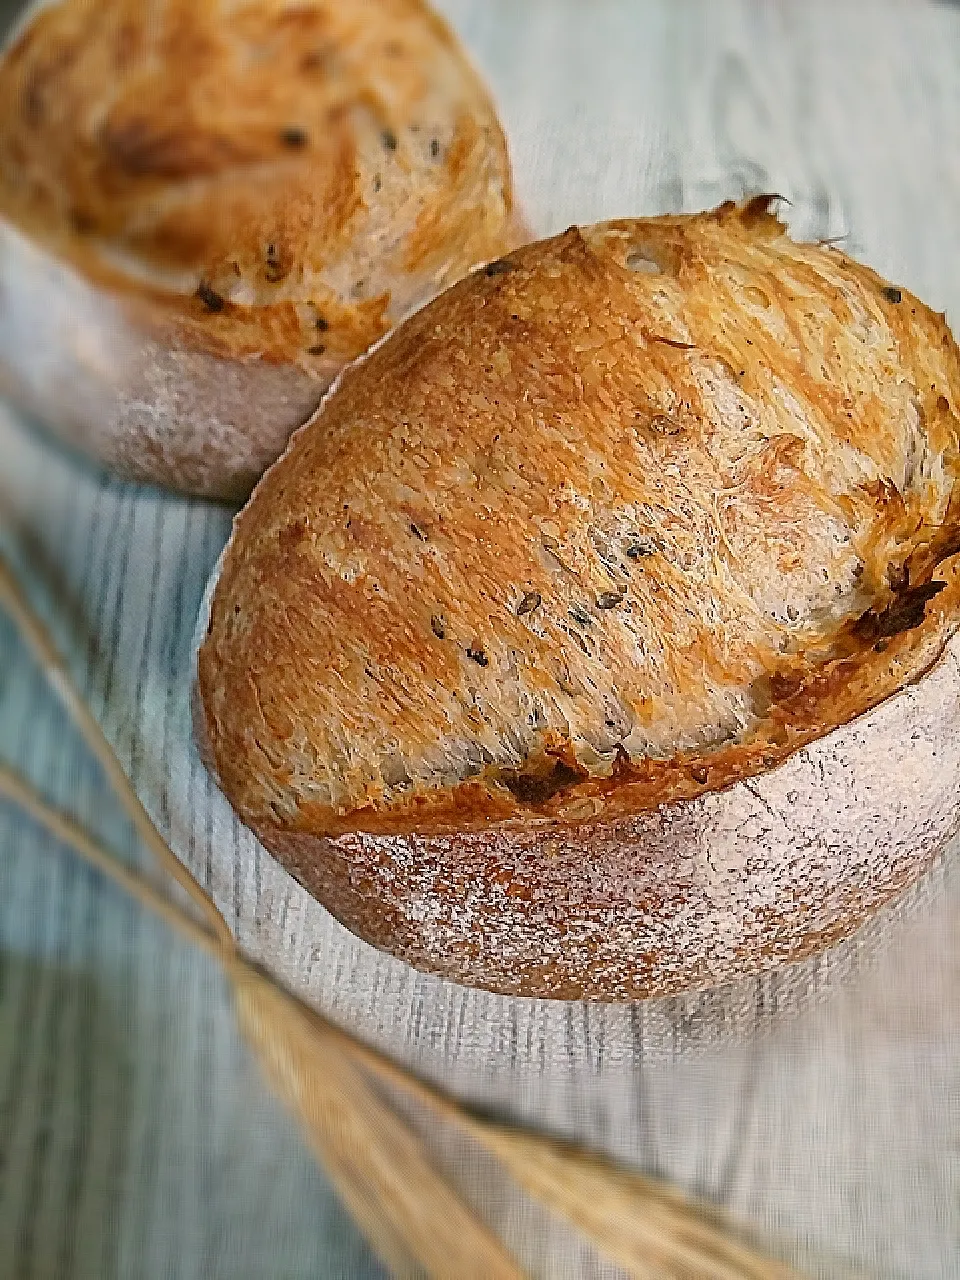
xmin=197 ymin=199 xmax=960 ymax=836
xmin=0 ymin=0 xmax=519 ymax=365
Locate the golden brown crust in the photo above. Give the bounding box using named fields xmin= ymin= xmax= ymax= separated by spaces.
xmin=0 ymin=0 xmax=520 ymax=368
xmin=196 ymin=200 xmax=960 ymax=996
xmin=199 ymin=200 xmax=960 ymax=827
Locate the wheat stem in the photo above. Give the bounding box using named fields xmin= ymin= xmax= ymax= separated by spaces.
xmin=0 ymin=761 xmax=221 ymax=961
xmin=0 ymin=555 xmax=233 ymax=949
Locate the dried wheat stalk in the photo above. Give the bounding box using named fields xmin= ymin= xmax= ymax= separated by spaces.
xmin=0 ymin=550 xmax=805 ymax=1279
xmin=232 ymin=959 xmax=523 ymax=1278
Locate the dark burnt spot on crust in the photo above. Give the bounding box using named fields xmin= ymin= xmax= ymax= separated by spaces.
xmin=516 ymin=591 xmax=541 ymax=617
xmin=69 ymin=208 xmax=95 ymax=234
xmin=883 ymin=286 xmax=903 ymax=304
xmin=853 ymin=580 xmax=947 ymax=642
xmin=196 ymin=281 xmax=225 ymax=312
xmin=624 ymin=535 xmax=655 ymax=559
xmin=766 ymin=667 xmax=804 ymax=704
xmin=649 ymin=335 xmax=696 ymax=351
xmin=887 ymin=562 xmax=910 ymax=593
xmin=647 ymin=415 xmax=684 ymax=436
xmin=740 ymin=192 xmax=790 ymax=223
xmin=277 ymin=518 xmax=308 ymax=551
xmin=484 ymin=258 xmax=514 ymax=277
xmin=264 ymin=242 xmax=288 ymax=283
xmin=466 ymin=646 xmax=488 ymax=666
xmin=430 ymin=615 xmax=446 ymax=640
xmin=280 ymin=126 xmax=308 ymax=148
xmin=381 ymin=129 xmax=398 ymax=151
xmin=500 ymin=759 xmax=586 ymax=806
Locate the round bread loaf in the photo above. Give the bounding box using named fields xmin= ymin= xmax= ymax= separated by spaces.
xmin=196 ymin=198 xmax=960 ymax=999
xmin=0 ymin=0 xmax=521 ymax=499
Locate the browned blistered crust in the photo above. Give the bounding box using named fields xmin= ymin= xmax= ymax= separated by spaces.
xmin=197 ymin=200 xmax=960 ymax=995
xmin=0 ymin=0 xmax=520 ymax=367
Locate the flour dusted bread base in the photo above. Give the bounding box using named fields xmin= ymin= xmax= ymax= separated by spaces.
xmin=0 ymin=218 xmax=324 ymax=499
xmin=197 ymin=200 xmax=960 ymax=998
